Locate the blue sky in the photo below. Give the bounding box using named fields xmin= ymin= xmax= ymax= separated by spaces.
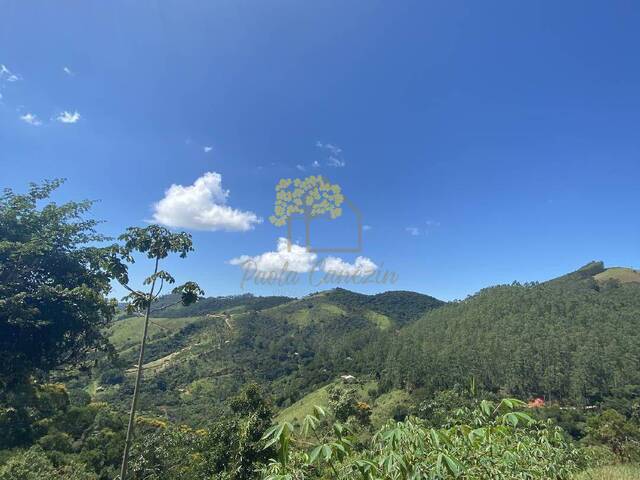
xmin=2 ymin=0 xmax=639 ymax=301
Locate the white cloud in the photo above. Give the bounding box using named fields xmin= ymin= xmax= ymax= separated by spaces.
xmin=230 ymin=237 xmax=317 ymax=273
xmin=316 ymin=141 xmax=342 ymax=155
xmin=230 ymin=237 xmax=378 ymax=277
xmin=20 ymin=113 xmax=42 ymax=126
xmin=63 ymin=66 xmax=74 ymax=76
xmin=0 ymin=65 xmax=20 ymax=102
xmin=316 ymin=141 xmax=346 ymax=168
xmin=405 ymin=221 xmax=440 ymax=237
xmin=204 ymin=146 xmax=213 ymax=153
xmin=56 ymin=111 xmax=81 ymax=124
xmin=311 ymin=160 xmax=320 ymax=168
xmin=328 ymin=156 xmax=346 ymax=167
xmin=323 ymin=256 xmax=377 ymax=276
xmin=152 ymin=171 xmax=261 ymax=232
xmin=0 ymin=64 xmax=20 ymax=82
xmin=296 ymin=164 xmax=306 ymax=171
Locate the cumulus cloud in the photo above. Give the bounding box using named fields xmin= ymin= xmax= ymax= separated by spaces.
xmin=56 ymin=111 xmax=81 ymax=123
xmin=230 ymin=237 xmax=317 ymax=273
xmin=323 ymin=256 xmax=377 ymax=276
xmin=152 ymin=171 xmax=261 ymax=232
xmin=229 ymin=237 xmax=378 ymax=276
xmin=20 ymin=113 xmax=42 ymax=126
xmin=204 ymin=146 xmax=213 ymax=153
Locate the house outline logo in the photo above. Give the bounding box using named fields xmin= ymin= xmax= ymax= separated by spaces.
xmin=269 ymin=176 xmax=363 ymax=253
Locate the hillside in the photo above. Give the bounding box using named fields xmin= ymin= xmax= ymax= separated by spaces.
xmin=382 ymin=262 xmax=640 ymax=403
xmin=594 ymin=267 xmax=640 ymax=285
xmin=94 ymin=288 xmax=444 ymax=423
xmin=90 ymin=262 xmax=640 ymax=425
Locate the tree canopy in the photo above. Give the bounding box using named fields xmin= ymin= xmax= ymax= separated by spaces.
xmin=0 ymin=180 xmax=116 ymax=388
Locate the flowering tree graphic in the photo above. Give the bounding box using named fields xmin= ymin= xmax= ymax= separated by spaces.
xmin=269 ymin=175 xmax=345 ymax=251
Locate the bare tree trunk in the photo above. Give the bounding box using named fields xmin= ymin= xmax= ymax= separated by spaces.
xmin=119 ymin=257 xmax=159 ymax=480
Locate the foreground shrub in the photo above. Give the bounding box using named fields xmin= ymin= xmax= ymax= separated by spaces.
xmin=0 ymin=446 xmax=96 ymax=480
xmin=261 ymin=399 xmax=587 ymax=479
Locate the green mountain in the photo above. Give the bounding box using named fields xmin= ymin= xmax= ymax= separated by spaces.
xmin=89 ymin=262 xmax=640 ymax=425
xmin=382 ymin=262 xmax=640 ymax=404
xmin=95 ymin=288 xmax=443 ymax=423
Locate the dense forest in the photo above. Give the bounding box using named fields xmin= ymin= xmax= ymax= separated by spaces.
xmin=382 ymin=263 xmax=640 ymax=404
xmin=1 ymin=182 xmax=640 ymax=479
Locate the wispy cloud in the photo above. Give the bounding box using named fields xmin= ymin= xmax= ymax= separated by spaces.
xmin=204 ymin=146 xmax=213 ymax=153
xmin=316 ymin=141 xmax=347 ymax=168
xmin=327 ymin=156 xmax=346 ymax=167
xmin=153 ymin=171 xmax=262 ymax=232
xmin=363 ymin=225 xmax=372 ymax=231
xmin=296 ymin=164 xmax=306 ymax=172
xmin=406 ymin=221 xmax=440 ymax=237
xmin=56 ymin=111 xmax=81 ymax=124
xmin=20 ymin=113 xmax=42 ymax=126
xmin=63 ymin=66 xmax=74 ymax=76
xmin=316 ymin=141 xmax=342 ymax=156
xmin=0 ymin=64 xmax=21 ymax=102
xmin=0 ymin=64 xmax=20 ymax=83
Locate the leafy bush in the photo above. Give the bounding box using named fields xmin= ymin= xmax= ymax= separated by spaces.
xmin=261 ymin=399 xmax=587 ymax=479
xmin=0 ymin=446 xmax=96 ymax=480
xmin=129 ymin=384 xmax=274 ymax=480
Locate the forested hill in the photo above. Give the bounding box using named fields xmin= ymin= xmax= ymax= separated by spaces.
xmin=146 ymin=292 xmax=294 ymax=318
xmin=93 ymin=262 xmax=640 ymax=424
xmin=382 ymin=262 xmax=640 ymax=404
xmin=97 ymin=288 xmax=444 ymax=421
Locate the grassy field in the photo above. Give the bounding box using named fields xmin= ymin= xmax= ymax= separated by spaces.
xmin=370 ymin=389 xmax=411 ymax=427
xmin=574 ymin=465 xmax=640 ymax=479
xmin=364 ymin=310 xmax=392 ymax=330
xmin=107 ymin=315 xmax=203 ymax=351
xmin=276 ymin=384 xmax=331 ymax=424
xmin=594 ymin=267 xmax=640 ymax=284
xmin=276 ymin=379 xmax=379 ymax=425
